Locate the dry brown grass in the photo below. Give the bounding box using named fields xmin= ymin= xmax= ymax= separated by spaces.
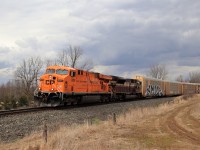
xmin=1 ymin=94 xmax=200 ymax=150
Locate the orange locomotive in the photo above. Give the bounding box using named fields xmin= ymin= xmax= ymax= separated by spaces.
xmin=34 ymin=66 xmax=141 ymax=105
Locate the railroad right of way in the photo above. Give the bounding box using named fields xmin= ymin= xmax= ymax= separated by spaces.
xmin=0 ymin=97 xmax=174 ymax=143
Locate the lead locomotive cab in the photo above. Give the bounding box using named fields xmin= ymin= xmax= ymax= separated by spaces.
xmin=34 ymin=66 xmax=77 ymax=106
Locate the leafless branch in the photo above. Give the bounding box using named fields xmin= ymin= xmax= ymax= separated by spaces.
xmin=176 ymin=75 xmax=184 ymax=82
xmin=189 ymin=72 xmax=200 ymax=83
xmin=68 ymin=45 xmax=83 ymax=68
xmin=14 ymin=57 xmax=43 ymax=98
xmin=147 ymin=64 xmax=168 ymax=80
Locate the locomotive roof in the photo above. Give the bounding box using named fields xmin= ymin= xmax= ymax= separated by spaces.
xmin=46 ymin=66 xmax=76 ymax=70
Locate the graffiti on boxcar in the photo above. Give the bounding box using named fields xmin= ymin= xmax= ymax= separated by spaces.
xmin=145 ymin=84 xmax=163 ymax=96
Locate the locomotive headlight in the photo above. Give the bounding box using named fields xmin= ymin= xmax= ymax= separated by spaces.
xmin=39 ymin=87 xmax=41 ymax=90
xmin=51 ymin=88 xmax=54 ymax=91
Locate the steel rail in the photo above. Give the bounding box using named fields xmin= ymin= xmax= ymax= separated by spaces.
xmin=0 ymin=107 xmax=53 ymax=117
xmin=0 ymin=96 xmax=176 ymax=117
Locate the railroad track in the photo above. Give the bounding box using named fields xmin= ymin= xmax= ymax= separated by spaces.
xmin=0 ymin=96 xmax=175 ymax=117
xmin=0 ymin=107 xmax=54 ymax=117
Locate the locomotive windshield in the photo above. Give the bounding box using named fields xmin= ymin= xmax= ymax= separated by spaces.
xmin=56 ymin=69 xmax=68 ymax=75
xmin=46 ymin=69 xmax=55 ymax=74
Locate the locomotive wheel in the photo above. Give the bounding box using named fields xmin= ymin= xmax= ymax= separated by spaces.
xmin=77 ymin=97 xmax=82 ymax=105
xmin=100 ymin=96 xmax=104 ymax=103
xmin=103 ymin=96 xmax=108 ymax=103
xmin=100 ymin=95 xmax=112 ymax=103
xmin=64 ymin=102 xmax=68 ymax=106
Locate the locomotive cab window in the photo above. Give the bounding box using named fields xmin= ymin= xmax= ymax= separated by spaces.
xmin=56 ymin=69 xmax=68 ymax=75
xmin=46 ymin=69 xmax=55 ymax=74
xmin=70 ymin=71 xmax=76 ymax=77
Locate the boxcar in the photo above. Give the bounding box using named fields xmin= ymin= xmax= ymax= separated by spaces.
xmin=165 ymin=82 xmax=182 ymax=96
xmin=134 ymin=76 xmax=165 ymax=97
xmin=182 ymin=83 xmax=198 ymax=94
xmin=196 ymin=85 xmax=200 ymax=93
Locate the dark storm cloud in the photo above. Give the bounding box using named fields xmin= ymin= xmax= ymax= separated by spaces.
xmin=81 ymin=0 xmax=200 ymax=71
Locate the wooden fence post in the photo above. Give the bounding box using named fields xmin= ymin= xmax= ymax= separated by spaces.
xmin=113 ymin=113 xmax=116 ymax=125
xmin=43 ymin=123 xmax=47 ymax=143
xmin=85 ymin=118 xmax=92 ymax=128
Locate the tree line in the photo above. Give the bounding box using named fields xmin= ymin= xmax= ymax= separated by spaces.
xmin=146 ymin=64 xmax=200 ymax=83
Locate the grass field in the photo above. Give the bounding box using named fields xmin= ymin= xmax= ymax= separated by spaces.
xmin=1 ymin=94 xmax=200 ymax=150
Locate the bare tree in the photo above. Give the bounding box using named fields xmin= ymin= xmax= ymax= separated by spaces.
xmin=79 ymin=58 xmax=94 ymax=71
xmin=189 ymin=72 xmax=200 ymax=83
xmin=68 ymin=45 xmax=83 ymax=68
xmin=57 ymin=49 xmax=68 ymax=66
xmin=147 ymin=64 xmax=168 ymax=80
xmin=54 ymin=45 xmax=93 ymax=70
xmin=14 ymin=57 xmax=43 ymax=99
xmin=45 ymin=58 xmax=57 ymax=67
xmin=176 ymin=75 xmax=184 ymax=82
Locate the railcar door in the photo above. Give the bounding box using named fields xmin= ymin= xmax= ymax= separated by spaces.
xmin=70 ymin=71 xmax=76 ymax=92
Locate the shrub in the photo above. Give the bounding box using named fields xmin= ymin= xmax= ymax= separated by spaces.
xmin=11 ymin=99 xmax=17 ymax=109
xmin=4 ymin=100 xmax=11 ymax=110
xmin=18 ymin=96 xmax=28 ymax=107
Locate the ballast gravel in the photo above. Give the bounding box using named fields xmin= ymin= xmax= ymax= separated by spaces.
xmin=0 ymin=97 xmax=174 ymax=143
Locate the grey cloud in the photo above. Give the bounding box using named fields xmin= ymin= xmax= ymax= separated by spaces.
xmin=79 ymin=0 xmax=200 ymax=71
xmin=0 ymin=0 xmax=200 ymax=83
xmin=15 ymin=37 xmax=40 ymax=49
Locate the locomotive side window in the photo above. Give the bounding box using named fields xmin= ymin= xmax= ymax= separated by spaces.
xmin=70 ymin=71 xmax=76 ymax=77
xmin=46 ymin=69 xmax=55 ymax=74
xmin=56 ymin=69 xmax=68 ymax=75
xmin=78 ymin=70 xmax=83 ymax=75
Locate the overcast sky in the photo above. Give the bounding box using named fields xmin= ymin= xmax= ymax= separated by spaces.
xmin=0 ymin=0 xmax=200 ymax=83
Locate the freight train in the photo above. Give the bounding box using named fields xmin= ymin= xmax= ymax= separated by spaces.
xmin=34 ymin=66 xmax=200 ymax=106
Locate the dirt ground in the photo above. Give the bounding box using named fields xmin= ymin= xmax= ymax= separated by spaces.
xmin=119 ymin=95 xmax=200 ymax=149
